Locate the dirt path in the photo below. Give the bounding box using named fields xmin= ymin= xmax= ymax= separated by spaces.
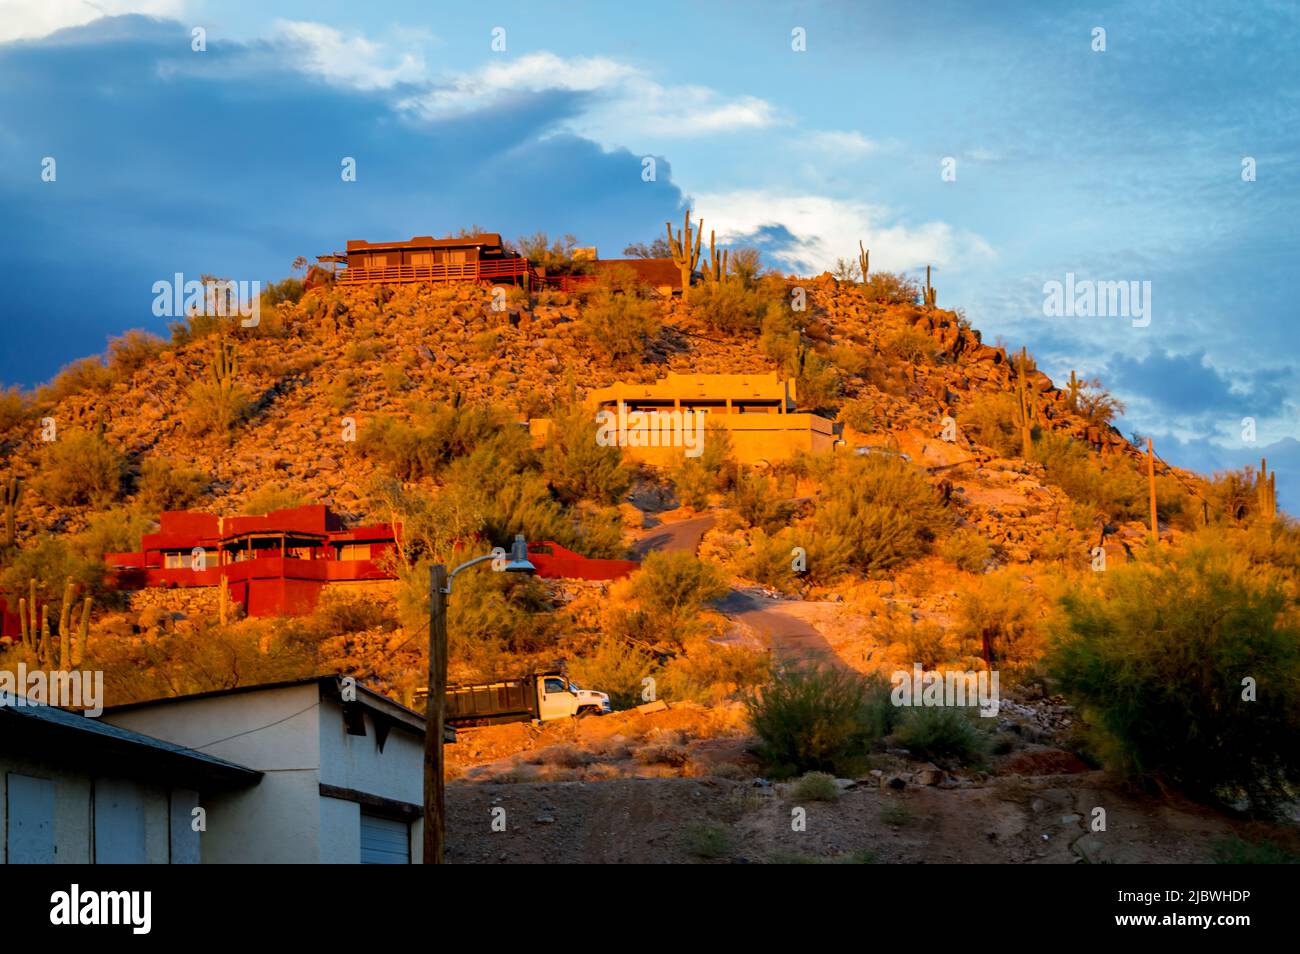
xmin=445 ymin=772 xmax=1246 ymax=864
xmin=715 ymin=588 xmax=838 ymax=663
xmin=632 ymin=514 xmax=716 ymax=556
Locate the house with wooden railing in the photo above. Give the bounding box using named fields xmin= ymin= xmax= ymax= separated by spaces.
xmin=317 ymin=234 xmax=682 ymax=294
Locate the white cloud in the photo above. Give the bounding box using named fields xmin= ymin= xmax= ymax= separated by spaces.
xmin=808 ymin=130 xmax=880 ymax=157
xmin=691 ymin=190 xmax=995 ymax=275
xmin=0 ymin=0 xmax=184 ymax=43
xmin=273 ymin=20 xmax=427 ymax=90
xmin=403 ymin=51 xmax=778 ymax=143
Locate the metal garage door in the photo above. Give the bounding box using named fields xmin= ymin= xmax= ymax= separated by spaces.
xmin=6 ymin=774 xmax=55 ymax=863
xmin=359 ymin=813 xmax=409 ymax=864
xmin=94 ymin=778 xmax=147 ymax=863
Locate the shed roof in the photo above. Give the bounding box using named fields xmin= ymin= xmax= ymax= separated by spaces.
xmin=0 ymin=693 xmax=261 ymax=789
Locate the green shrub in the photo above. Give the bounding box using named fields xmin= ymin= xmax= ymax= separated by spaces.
xmin=746 ymin=665 xmax=893 ymax=777
xmin=734 ymin=528 xmax=802 ymax=588
xmin=632 ymin=550 xmax=727 ymax=618
xmin=541 ymin=404 xmax=632 ymax=506
xmin=882 ymin=324 xmax=934 ymax=364
xmin=810 ymin=454 xmax=950 ymax=578
xmin=728 ymin=471 xmax=793 ymax=533
xmin=952 ymin=569 xmax=1042 ymax=671
xmin=137 ymin=458 xmax=209 ymax=512
xmin=689 ymin=279 xmax=777 ymax=335
xmin=862 ymin=272 xmax=920 ymax=304
xmin=682 ymin=823 xmax=734 ymax=860
xmin=0 ymin=386 xmax=29 ymax=434
xmin=240 ymin=483 xmax=308 ymax=515
xmin=107 ymin=329 xmax=167 ymax=380
xmin=940 ymin=528 xmax=994 ymax=572
xmin=893 ymin=706 xmax=988 ymax=764
xmin=568 ymin=634 xmax=657 ymax=709
xmin=790 ymin=771 xmax=840 ymax=801
xmin=579 ymin=269 xmax=662 ymax=366
xmin=1031 ymin=432 xmax=1145 ymax=522
xmin=361 ymin=402 xmax=511 ymax=482
xmin=1049 ymin=537 xmax=1300 ymax=814
xmin=35 ymin=429 xmax=124 ymax=508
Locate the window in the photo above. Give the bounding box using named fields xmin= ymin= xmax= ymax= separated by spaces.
xmin=164 ymin=551 xmax=208 ymax=569
xmin=411 ymin=252 xmax=433 ymax=266
xmin=336 ymin=543 xmax=371 ymax=561
xmin=543 ymin=677 xmax=567 ymax=694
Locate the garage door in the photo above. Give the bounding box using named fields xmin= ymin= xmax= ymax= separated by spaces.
xmin=359 ymin=813 xmax=409 ymax=864
xmin=94 ymin=778 xmax=147 ymax=863
xmin=6 ymin=774 xmax=55 ymax=863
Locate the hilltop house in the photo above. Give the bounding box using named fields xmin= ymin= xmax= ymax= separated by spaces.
xmin=533 ymin=372 xmax=839 ymax=466
xmin=101 ymin=505 xmax=638 ymax=621
xmin=1 ymin=694 xmax=260 ymax=863
xmin=102 ymin=677 xmax=443 ymax=864
xmin=317 ymin=234 xmax=683 ymax=294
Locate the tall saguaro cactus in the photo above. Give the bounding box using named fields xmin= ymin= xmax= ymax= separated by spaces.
xmin=1258 ymin=458 xmax=1278 ymax=519
xmin=1 ymin=476 xmax=20 ymax=550
xmin=702 ymin=229 xmax=729 ymax=284
xmin=1016 ymin=348 xmax=1034 ymax=459
xmin=922 ymin=265 xmax=937 ymax=308
xmin=666 ymin=210 xmax=703 ymax=301
xmin=858 ymin=242 xmax=870 ymax=284
xmin=209 ymin=334 xmax=240 ymax=433
xmin=1065 ymin=370 xmax=1083 ymax=411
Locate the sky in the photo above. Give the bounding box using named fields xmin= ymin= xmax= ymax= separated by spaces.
xmin=0 ymin=0 xmax=1297 ymax=509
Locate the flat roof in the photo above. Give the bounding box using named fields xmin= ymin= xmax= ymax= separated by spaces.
xmin=345 ymin=234 xmax=506 ymax=252
xmin=588 ymin=372 xmax=796 ymax=404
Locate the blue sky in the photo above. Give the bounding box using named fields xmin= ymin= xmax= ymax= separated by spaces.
xmin=1 ymin=0 xmax=1297 ymax=509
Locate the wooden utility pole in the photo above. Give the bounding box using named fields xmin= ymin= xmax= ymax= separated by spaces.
xmin=1147 ymin=438 xmax=1158 ymax=539
xmin=423 ymin=564 xmax=449 ymax=864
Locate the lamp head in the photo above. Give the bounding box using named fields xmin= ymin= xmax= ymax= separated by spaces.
xmin=503 ymin=533 xmax=536 ymax=574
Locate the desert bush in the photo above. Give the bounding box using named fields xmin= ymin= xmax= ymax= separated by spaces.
xmin=959 ymin=391 xmax=1023 ymax=457
xmin=681 ymin=822 xmax=733 ymax=860
xmin=107 ymin=329 xmax=167 ymax=380
xmin=838 ymin=396 xmax=881 ymax=434
xmin=728 ymin=470 xmax=793 ymax=533
xmin=361 ymin=401 xmax=510 ymax=482
xmin=790 ymin=771 xmax=840 ymax=801
xmin=579 ymin=268 xmax=662 ymax=366
xmin=746 ymin=665 xmax=893 ymax=777
xmin=690 ymin=279 xmax=778 ymax=336
xmin=883 ymin=324 xmax=935 ymax=364
xmin=0 ymin=386 xmax=29 ymax=433
xmin=1 ymin=536 xmax=116 ymax=609
xmin=136 ymin=458 xmax=208 ymax=512
xmin=541 ymin=404 xmax=632 ymax=506
xmin=240 ymin=483 xmax=308 ymax=515
xmin=940 ymin=528 xmax=993 ymax=571
xmin=951 ymin=569 xmax=1042 ymax=671
xmin=658 ymin=637 xmax=771 ymax=704
xmin=35 ymin=429 xmax=124 ymax=508
xmin=893 ymin=706 xmax=988 ymax=764
xmin=809 ymin=454 xmax=950 ymax=578
xmin=568 ymin=634 xmax=657 ymax=709
xmin=513 ymin=232 xmax=591 ymax=276
xmin=1031 ymin=433 xmax=1145 ymax=521
xmin=1210 ymin=836 xmax=1299 ymax=865
xmin=631 ymin=550 xmax=728 ymax=618
xmin=312 ymin=590 xmax=398 ymax=635
xmin=672 ymin=421 xmax=735 ymax=509
xmin=1048 ymin=537 xmax=1300 ymax=814
xmin=733 ymin=527 xmax=802 ymax=588
xmin=862 ymin=271 xmax=920 ymax=304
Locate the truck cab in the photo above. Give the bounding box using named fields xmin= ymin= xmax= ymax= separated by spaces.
xmin=537 ymin=673 xmax=611 ymax=721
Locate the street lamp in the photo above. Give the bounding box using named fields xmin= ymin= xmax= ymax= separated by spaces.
xmin=423 ymin=534 xmax=534 ymax=864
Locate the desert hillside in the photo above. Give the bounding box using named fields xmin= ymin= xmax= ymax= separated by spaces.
xmin=1 ymin=257 xmax=1297 ymax=863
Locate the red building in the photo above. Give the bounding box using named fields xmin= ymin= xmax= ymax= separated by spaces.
xmin=101 ymin=505 xmax=639 ymax=620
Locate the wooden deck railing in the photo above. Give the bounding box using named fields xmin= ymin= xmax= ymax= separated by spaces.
xmin=335 ymin=256 xmax=599 ymax=290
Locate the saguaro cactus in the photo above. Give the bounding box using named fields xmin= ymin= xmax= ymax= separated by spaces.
xmin=57 ymin=577 xmax=76 ymax=669
xmin=209 ymin=334 xmax=240 ymax=432
xmin=922 ymin=266 xmax=937 ymax=308
xmin=858 ymin=242 xmax=870 ymax=284
xmin=702 ymin=229 xmax=729 ymax=284
xmin=1016 ymin=348 xmax=1033 ymax=458
xmin=1 ymin=476 xmax=20 ymax=550
xmin=666 ymin=210 xmax=703 ymax=300
xmin=1258 ymin=458 xmax=1277 ymax=519
xmin=73 ymin=596 xmax=92 ymax=667
xmin=1065 ymin=370 xmax=1083 ymax=411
